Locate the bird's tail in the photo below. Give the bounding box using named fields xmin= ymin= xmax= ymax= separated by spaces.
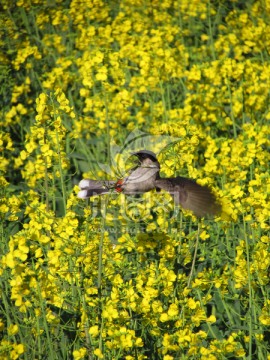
xmin=78 ymin=179 xmax=115 ymax=199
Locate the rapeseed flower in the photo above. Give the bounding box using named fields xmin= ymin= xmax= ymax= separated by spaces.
xmin=1 ymin=1 xmax=270 ymax=359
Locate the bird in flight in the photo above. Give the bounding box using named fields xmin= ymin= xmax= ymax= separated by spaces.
xmin=78 ymin=150 xmax=221 ymax=217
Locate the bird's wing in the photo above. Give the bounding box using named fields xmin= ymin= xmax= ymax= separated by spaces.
xmin=155 ymin=177 xmax=221 ymax=217
xmin=78 ymin=179 xmax=116 ymax=198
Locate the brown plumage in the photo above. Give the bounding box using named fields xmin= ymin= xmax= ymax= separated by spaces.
xmin=78 ymin=150 xmax=221 ymax=217
xmin=155 ymin=177 xmax=221 ymax=217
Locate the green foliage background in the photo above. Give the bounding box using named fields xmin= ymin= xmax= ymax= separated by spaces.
xmin=0 ymin=0 xmax=270 ymax=359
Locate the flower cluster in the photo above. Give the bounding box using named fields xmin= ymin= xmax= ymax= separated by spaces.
xmin=0 ymin=1 xmax=270 ymax=359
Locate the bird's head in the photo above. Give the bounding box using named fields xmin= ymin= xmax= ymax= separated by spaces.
xmin=131 ymin=150 xmax=160 ymax=168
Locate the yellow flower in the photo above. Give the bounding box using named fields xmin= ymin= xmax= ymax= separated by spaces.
xmin=73 ymin=348 xmax=87 ymax=360
xmin=93 ymin=348 xmax=104 ymax=359
xmin=89 ymin=326 xmax=99 ymax=337
xmin=102 ymin=303 xmax=118 ymax=321
xmin=160 ymin=313 xmax=169 ymax=322
xmin=187 ymin=298 xmax=198 ymax=310
xmin=96 ymin=66 xmax=108 ymax=81
xmin=200 ymin=230 xmax=210 ymax=241
xmin=10 ymin=344 xmax=25 ymax=359
xmin=207 ymin=315 xmax=216 ymax=323
xmin=7 ymin=324 xmax=19 ymax=336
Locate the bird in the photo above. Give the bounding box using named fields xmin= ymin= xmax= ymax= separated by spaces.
xmin=78 ymin=150 xmax=221 ymax=217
